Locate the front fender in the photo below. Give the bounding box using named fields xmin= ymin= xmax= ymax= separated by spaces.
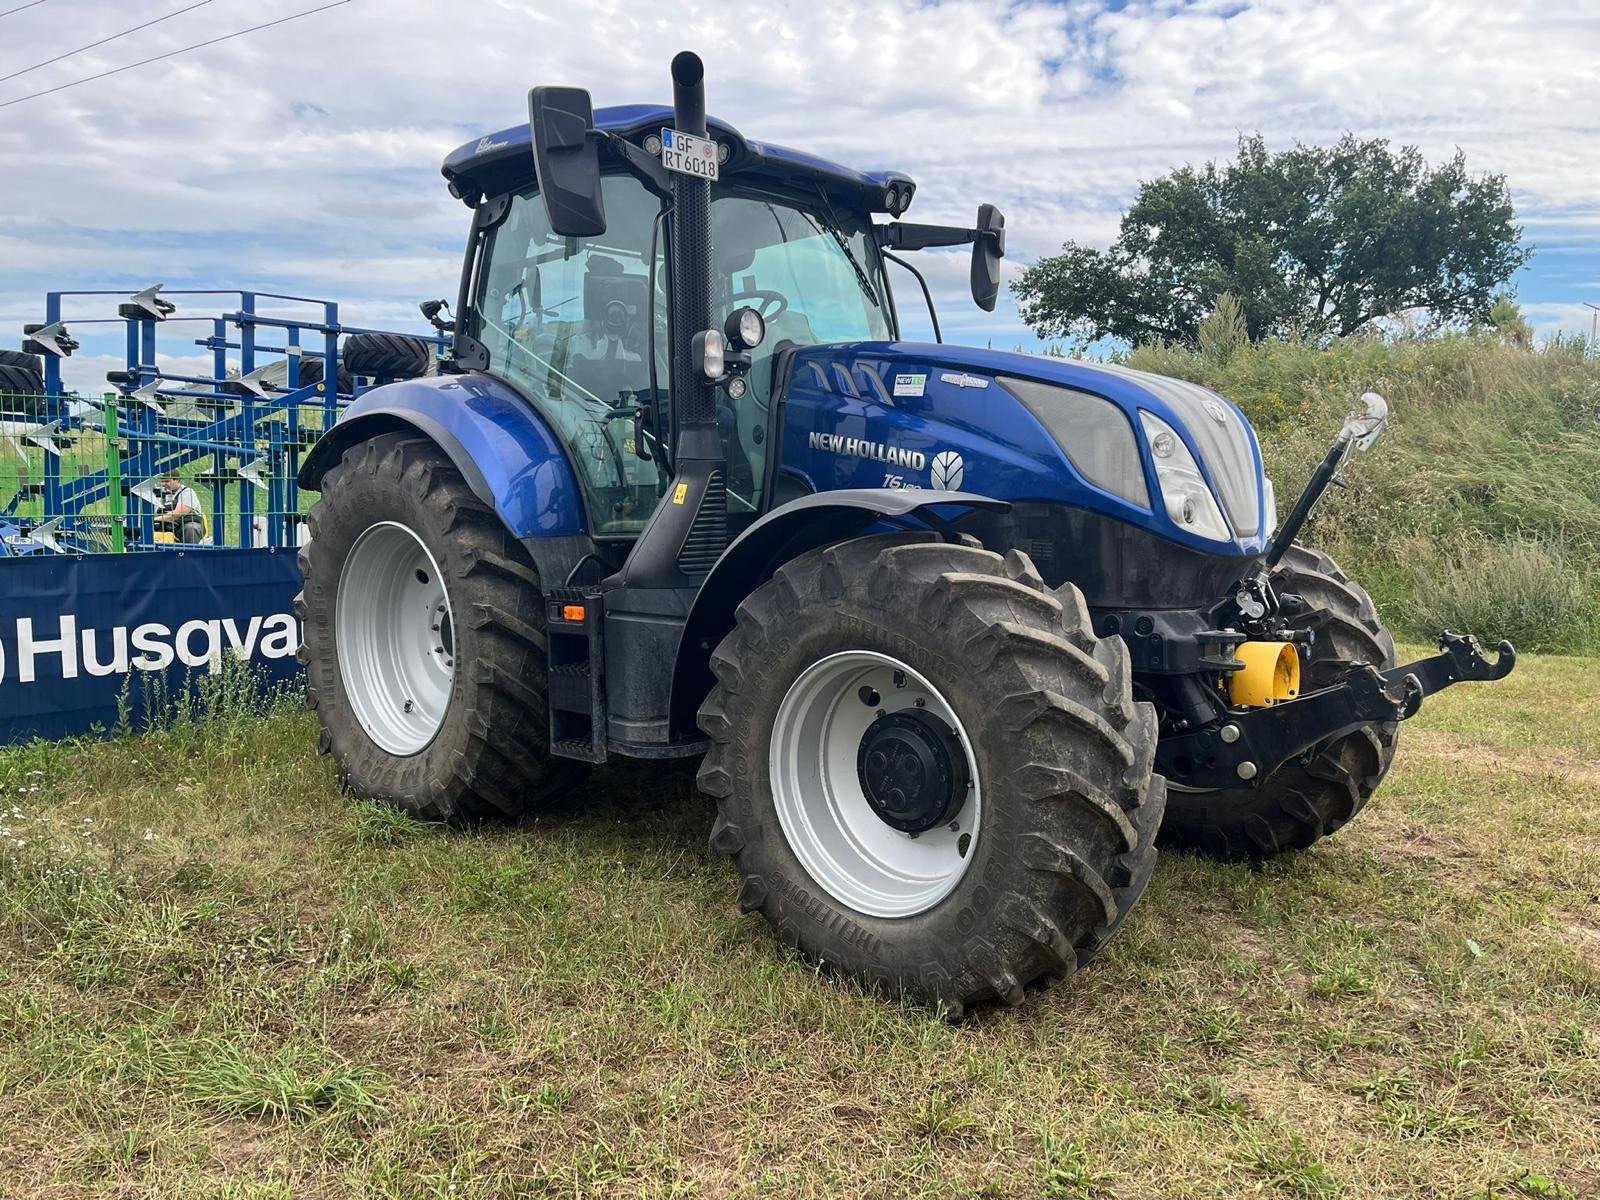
xmin=299 ymin=373 xmax=586 ymax=537
xmin=669 ymin=488 xmax=1008 ymax=735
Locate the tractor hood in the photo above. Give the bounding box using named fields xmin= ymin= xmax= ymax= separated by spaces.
xmin=780 ymin=342 xmax=1270 ymax=558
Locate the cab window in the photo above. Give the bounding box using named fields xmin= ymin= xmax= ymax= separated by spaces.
xmin=474 ymin=174 xmax=668 ymax=537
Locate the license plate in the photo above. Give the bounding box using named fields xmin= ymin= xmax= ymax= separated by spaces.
xmin=660 ymin=128 xmax=719 ymax=181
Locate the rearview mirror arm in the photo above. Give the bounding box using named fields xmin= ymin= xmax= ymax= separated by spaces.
xmin=876 ymin=222 xmax=981 ymax=251
xmin=598 ymin=131 xmax=675 ymax=204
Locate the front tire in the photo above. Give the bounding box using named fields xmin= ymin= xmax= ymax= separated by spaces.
xmin=697 ymin=534 xmax=1165 ymax=1017
xmin=296 ymin=432 xmax=586 ymax=820
xmin=1161 ymin=545 xmax=1398 ymax=859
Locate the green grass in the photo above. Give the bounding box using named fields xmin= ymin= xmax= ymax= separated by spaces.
xmin=1 ymin=651 xmax=1597 ymax=1198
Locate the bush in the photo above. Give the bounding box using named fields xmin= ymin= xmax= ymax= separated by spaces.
xmin=1409 ymin=536 xmax=1597 ymax=654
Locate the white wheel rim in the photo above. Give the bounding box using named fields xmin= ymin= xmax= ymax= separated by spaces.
xmin=335 ymin=521 xmax=455 ymax=756
xmin=769 ymin=650 xmax=981 ymax=919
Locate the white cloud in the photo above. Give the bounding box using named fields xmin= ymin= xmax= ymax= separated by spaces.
xmin=1 ymin=0 xmax=1595 ymax=384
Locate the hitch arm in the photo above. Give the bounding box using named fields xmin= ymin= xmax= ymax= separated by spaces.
xmin=1158 ymin=632 xmax=1517 ymax=790
xmin=1380 ymin=631 xmax=1516 ymax=715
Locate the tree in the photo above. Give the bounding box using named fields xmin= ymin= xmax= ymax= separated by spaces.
xmin=1013 ymin=135 xmax=1531 ymax=347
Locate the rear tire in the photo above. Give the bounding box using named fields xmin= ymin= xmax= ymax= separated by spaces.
xmin=296 ymin=432 xmax=586 ymax=820
xmin=0 ymin=362 xmax=46 ymax=420
xmin=343 ymin=332 xmax=432 ymax=379
xmin=1161 ymin=545 xmax=1398 ymax=859
xmin=698 ymin=533 xmax=1165 ymax=1017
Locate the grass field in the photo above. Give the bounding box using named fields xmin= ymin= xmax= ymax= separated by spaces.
xmin=1 ymin=649 xmax=1597 ymax=1200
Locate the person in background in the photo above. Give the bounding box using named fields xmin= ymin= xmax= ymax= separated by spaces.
xmin=154 ymin=469 xmax=207 ymax=544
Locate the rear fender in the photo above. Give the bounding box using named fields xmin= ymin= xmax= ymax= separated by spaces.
xmin=669 ymin=488 xmax=1008 ymax=736
xmin=298 ymin=373 xmax=586 ymax=538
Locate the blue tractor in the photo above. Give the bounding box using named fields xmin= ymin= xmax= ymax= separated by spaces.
xmin=298 ymin=53 xmax=1514 ymax=1015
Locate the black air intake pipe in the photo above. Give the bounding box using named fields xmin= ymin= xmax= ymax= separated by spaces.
xmin=668 ymin=51 xmax=718 ymax=455
xmin=610 ymin=50 xmax=726 ymax=592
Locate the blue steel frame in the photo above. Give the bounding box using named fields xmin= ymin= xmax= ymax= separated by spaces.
xmin=23 ymin=289 xmax=447 ymax=553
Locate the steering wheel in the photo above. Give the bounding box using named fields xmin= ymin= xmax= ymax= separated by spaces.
xmin=729 ymin=288 xmax=788 ymax=324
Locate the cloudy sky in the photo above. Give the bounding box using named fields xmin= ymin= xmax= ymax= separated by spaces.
xmin=1 ymin=0 xmax=1596 ymax=393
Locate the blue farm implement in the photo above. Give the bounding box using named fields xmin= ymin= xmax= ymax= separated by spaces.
xmin=291 ymin=52 xmax=1515 ymax=1017
xmin=2 ymin=289 xmax=442 ymax=556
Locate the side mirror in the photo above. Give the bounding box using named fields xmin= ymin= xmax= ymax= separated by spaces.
xmin=970 ymin=203 xmax=1006 ymax=312
xmin=529 ymin=86 xmax=606 ymax=237
xmin=1342 ymin=391 xmax=1389 ymax=452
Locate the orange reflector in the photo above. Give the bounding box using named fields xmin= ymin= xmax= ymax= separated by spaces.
xmin=561 ymin=603 xmax=587 ymax=622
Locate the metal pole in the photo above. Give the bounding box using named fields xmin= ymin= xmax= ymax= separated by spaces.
xmin=1582 ymin=302 xmax=1599 ymax=356
xmin=104 ymin=397 xmax=124 ymax=553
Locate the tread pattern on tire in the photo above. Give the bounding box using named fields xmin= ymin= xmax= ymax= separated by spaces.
xmin=0 ymin=349 xmax=42 ymax=373
xmin=1160 ymin=543 xmax=1398 ymax=859
xmin=296 ymin=432 xmax=585 ymax=821
xmin=697 ymin=532 xmax=1165 ymax=1017
xmin=0 ymin=362 xmax=46 ymax=417
xmin=342 ymin=332 xmax=432 ymax=379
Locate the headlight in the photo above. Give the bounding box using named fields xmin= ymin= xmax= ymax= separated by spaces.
xmin=1139 ymin=411 xmax=1232 ymax=542
xmin=1262 ymin=475 xmax=1278 ymax=537
xmin=725 ymin=305 xmax=765 ymax=350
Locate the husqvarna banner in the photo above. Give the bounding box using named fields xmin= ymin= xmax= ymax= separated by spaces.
xmin=0 ymin=549 xmax=303 ymax=744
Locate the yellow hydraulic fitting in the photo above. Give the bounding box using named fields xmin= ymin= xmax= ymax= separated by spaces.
xmin=1229 ymin=641 xmax=1301 ymax=707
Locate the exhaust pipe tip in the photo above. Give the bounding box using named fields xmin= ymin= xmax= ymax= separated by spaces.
xmin=670 ymin=50 xmax=704 ymax=89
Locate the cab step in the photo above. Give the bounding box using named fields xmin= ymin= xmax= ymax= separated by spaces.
xmin=545 ymin=585 xmax=607 ymax=763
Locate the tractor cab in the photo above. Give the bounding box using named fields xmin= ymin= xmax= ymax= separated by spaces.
xmin=440 ymin=105 xmax=931 ymax=542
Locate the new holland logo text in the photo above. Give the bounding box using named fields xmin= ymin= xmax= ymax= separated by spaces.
xmin=808 ymin=431 xmax=926 ymax=471
xmin=0 ymin=613 xmax=299 ymax=685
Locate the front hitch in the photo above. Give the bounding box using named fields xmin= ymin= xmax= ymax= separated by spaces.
xmin=1159 ymin=631 xmax=1516 ymax=790
xmin=1381 ymin=630 xmax=1516 ymax=716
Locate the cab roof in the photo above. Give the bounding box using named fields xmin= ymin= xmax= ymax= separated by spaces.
xmin=441 ymin=104 xmax=914 ymax=210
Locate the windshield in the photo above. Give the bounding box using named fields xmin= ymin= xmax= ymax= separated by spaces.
xmin=473 ymin=174 xmax=893 ymax=536
xmin=710 ymin=189 xmax=893 ymax=510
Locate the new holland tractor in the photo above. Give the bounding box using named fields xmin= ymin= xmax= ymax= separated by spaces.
xmin=297 ymin=53 xmax=1515 ymax=1015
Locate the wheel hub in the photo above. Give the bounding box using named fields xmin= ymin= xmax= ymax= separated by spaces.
xmin=857 ymin=709 xmax=969 ymax=833
xmin=335 ymin=520 xmax=455 ymax=757
xmin=768 ymin=650 xmax=981 ymax=918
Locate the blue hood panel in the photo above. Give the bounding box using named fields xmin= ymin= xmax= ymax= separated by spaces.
xmin=779 ymin=342 xmax=1269 ymax=558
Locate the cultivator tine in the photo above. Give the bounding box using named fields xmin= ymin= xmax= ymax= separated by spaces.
xmin=122 ymin=284 xmax=177 ymax=321
xmin=234 ymin=364 xmax=272 ymax=398
xmin=24 ymin=420 xmax=63 ymax=456
xmin=130 ymin=475 xmax=161 ymax=506
xmin=22 ymin=320 xmax=78 ymax=357
xmin=28 ymin=516 xmax=64 ymax=553
xmin=238 ymin=457 xmax=270 ymax=490
xmin=130 ymin=379 xmax=166 ymax=413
